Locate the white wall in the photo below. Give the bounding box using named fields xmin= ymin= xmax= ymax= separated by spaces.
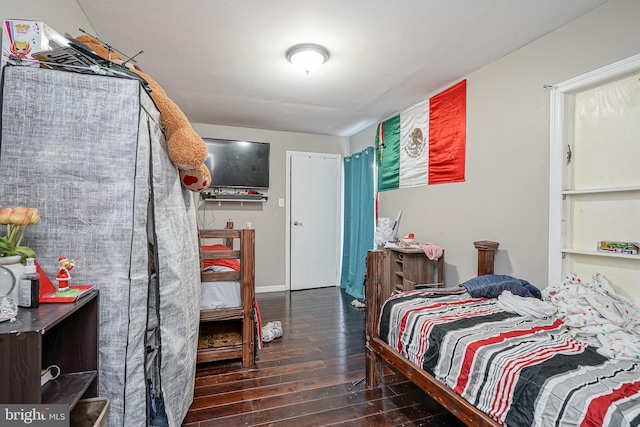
xmin=7 ymin=0 xmax=638 ymax=293
xmin=0 ymin=0 xmax=95 ymax=37
xmin=0 ymin=2 xmax=350 ymax=292
xmin=192 ymin=123 xmax=348 ymax=291
xmin=351 ymin=0 xmax=640 ymax=290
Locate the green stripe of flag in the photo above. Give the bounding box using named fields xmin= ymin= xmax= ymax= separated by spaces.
xmin=376 ymin=114 xmax=400 ymax=191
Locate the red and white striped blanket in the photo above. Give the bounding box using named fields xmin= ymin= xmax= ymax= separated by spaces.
xmin=379 ymin=289 xmax=640 ymax=426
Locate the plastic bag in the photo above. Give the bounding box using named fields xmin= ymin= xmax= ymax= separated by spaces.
xmin=375 ymin=217 xmax=395 ymax=246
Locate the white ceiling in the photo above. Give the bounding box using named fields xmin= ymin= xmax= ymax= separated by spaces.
xmin=75 ymin=0 xmax=606 ymax=137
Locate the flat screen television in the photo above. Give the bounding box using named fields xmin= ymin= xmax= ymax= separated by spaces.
xmin=203 ymin=138 xmax=270 ymax=189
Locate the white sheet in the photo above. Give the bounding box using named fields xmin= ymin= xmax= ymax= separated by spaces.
xmin=201 ymin=265 xmax=241 ymax=309
xmin=543 ymin=272 xmax=640 ymax=360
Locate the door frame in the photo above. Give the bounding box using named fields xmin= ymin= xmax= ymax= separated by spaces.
xmin=285 ymin=151 xmax=343 ymax=291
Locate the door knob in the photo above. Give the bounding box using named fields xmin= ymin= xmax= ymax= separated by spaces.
xmin=293 ymin=220 xmax=303 ymax=226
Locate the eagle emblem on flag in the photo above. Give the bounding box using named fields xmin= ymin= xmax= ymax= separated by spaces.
xmin=404 ymin=127 xmax=426 ymax=158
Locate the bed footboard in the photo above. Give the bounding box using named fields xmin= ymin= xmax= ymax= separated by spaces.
xmin=365 ymin=242 xmax=501 ymax=427
xmin=365 ymin=249 xmax=387 ymax=388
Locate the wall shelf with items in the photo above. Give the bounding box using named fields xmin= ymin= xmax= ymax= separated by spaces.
xmin=561 ymin=248 xmax=639 ymax=260
xmin=561 ymin=186 xmax=640 ymax=195
xmin=560 ymin=190 xmax=639 ymax=262
xmin=549 ymin=53 xmax=640 ymax=300
xmin=201 ymin=193 xmax=268 ymax=206
xmin=203 ymin=197 xmax=268 ymax=206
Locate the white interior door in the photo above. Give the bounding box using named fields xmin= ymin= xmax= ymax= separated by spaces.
xmin=287 ymin=152 xmax=341 ymax=291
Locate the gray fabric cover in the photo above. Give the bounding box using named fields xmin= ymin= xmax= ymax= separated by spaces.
xmin=0 ymin=66 xmax=199 ymax=426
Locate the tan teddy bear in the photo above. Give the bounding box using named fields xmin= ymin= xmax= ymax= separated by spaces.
xmin=75 ymin=35 xmax=211 ymax=192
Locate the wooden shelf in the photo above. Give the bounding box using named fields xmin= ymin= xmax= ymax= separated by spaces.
xmin=561 ymin=248 xmax=640 ymax=260
xmin=197 ymin=320 xmax=244 ymax=363
xmin=200 ymin=307 xmax=244 ymax=322
xmin=197 ymin=345 xmax=244 ymax=364
xmin=561 ymin=186 xmax=640 ymax=195
xmin=0 ymin=291 xmax=99 ymax=406
xmin=42 ymin=371 xmax=97 ymax=406
xmin=202 ymin=195 xmax=268 ymax=206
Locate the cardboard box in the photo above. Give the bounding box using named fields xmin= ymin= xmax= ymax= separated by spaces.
xmin=1 ymin=19 xmax=69 ymax=70
xmin=70 ymin=398 xmax=109 ymax=427
xmin=597 ymin=241 xmax=639 ymax=255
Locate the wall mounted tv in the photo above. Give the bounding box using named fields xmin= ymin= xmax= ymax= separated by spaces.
xmin=203 ymin=138 xmax=270 ymax=189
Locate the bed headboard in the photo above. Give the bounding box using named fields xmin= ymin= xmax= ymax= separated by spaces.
xmin=473 ymin=240 xmax=500 ymax=276
xmin=198 ymin=228 xmax=255 ymax=286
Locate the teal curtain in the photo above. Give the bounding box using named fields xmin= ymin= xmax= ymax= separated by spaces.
xmin=340 ymin=147 xmax=375 ymax=299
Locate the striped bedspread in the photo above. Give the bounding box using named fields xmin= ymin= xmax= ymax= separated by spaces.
xmin=379 ymin=289 xmax=640 ymax=426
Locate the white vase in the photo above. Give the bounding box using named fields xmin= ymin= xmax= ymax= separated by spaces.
xmin=0 ymin=255 xmax=24 ymax=303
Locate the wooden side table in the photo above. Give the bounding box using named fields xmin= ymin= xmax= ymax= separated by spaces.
xmin=385 ymin=247 xmax=444 ymax=292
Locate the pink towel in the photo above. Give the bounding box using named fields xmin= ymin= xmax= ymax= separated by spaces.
xmin=420 ymin=243 xmax=443 ymax=260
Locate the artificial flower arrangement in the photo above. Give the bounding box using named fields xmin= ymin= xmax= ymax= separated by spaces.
xmin=0 ymin=206 xmax=41 ymax=260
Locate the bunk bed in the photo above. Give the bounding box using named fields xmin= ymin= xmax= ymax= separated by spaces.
xmin=365 ymin=242 xmax=640 ymax=427
xmin=197 ymin=226 xmax=256 ymax=368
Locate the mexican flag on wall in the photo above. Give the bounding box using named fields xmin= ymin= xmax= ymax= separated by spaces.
xmin=376 ymin=79 xmax=466 ymax=191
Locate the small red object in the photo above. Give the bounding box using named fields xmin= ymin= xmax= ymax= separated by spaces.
xmin=36 ymin=260 xmax=93 ymax=303
xmin=56 ymin=268 xmax=70 ymax=290
xmin=56 ymin=256 xmax=76 ymax=291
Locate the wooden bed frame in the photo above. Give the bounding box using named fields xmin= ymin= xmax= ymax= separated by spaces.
xmin=365 ymin=241 xmax=501 ymax=427
xmin=197 ymin=224 xmax=256 ymax=368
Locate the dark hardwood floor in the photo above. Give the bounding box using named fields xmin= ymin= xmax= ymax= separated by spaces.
xmin=183 ymin=287 xmax=467 ymax=426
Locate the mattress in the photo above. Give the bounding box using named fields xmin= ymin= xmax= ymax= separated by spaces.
xmin=201 ymin=265 xmax=241 ymax=309
xmin=379 ymin=289 xmax=640 ymax=426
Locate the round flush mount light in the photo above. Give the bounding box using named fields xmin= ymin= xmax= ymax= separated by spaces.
xmin=286 ymin=43 xmax=330 ymax=75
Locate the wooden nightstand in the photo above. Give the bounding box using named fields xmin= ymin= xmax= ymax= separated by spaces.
xmin=385 ymin=247 xmax=444 ymax=292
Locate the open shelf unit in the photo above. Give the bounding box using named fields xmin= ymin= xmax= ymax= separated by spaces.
xmin=0 ymin=291 xmax=99 ymax=407
xmin=549 ymin=54 xmax=640 ymax=300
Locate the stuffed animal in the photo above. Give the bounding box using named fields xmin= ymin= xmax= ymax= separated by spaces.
xmin=75 ymin=35 xmax=211 ymax=192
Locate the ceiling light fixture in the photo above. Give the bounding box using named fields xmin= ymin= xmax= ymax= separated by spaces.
xmin=286 ymin=43 xmax=330 ymax=75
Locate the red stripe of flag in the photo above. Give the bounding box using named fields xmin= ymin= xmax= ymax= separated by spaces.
xmin=428 ymin=79 xmax=466 ymax=184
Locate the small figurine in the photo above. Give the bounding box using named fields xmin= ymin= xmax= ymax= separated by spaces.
xmin=10 ymin=40 xmax=31 ymax=59
xmin=56 ymin=256 xmax=76 ymax=292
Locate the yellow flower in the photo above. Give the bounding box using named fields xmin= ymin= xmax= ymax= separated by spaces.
xmin=0 ymin=206 xmax=40 ymax=260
